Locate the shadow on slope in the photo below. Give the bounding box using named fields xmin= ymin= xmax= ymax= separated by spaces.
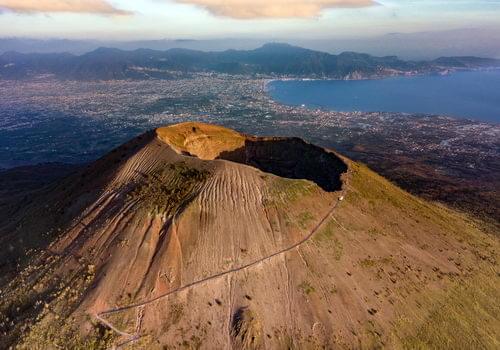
xmin=218 ymin=138 xmax=348 ymax=192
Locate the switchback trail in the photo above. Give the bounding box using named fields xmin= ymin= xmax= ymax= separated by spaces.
xmin=95 ymin=186 xmax=347 ymax=349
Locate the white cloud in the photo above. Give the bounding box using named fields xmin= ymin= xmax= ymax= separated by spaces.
xmin=0 ymin=0 xmax=130 ymax=14
xmin=175 ymin=0 xmax=376 ymax=19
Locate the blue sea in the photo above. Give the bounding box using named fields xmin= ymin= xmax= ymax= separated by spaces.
xmin=268 ymin=70 xmax=500 ymax=123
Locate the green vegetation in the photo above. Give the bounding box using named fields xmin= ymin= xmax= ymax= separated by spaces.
xmin=348 ymin=162 xmax=498 ymax=243
xmin=396 ymin=273 xmax=500 ymax=349
xmin=359 ymin=257 xmax=392 ymax=268
xmin=231 ymin=308 xmax=263 ymax=350
xmin=106 ymin=310 xmax=135 ymax=334
xmin=368 ymin=227 xmax=386 ymax=236
xmin=314 ymin=220 xmax=335 ymax=242
xmin=169 ymin=303 xmax=184 ymax=325
xmin=266 ymin=177 xmax=316 ymax=206
xmin=340 ymin=162 xmax=500 ymax=349
xmin=0 ymin=254 xmax=116 ymax=350
xmin=297 ymin=211 xmax=315 ymax=229
xmin=298 ymin=281 xmax=316 ymax=295
xmin=129 ymin=162 xmax=210 ymax=215
xmin=18 ymin=316 xmax=115 ymax=350
xmin=313 ymin=220 xmax=343 ymax=260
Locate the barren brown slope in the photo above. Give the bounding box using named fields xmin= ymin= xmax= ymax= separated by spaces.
xmin=0 ymin=123 xmax=498 ymax=350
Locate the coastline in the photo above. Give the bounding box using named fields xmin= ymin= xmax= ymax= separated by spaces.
xmin=263 ymin=66 xmax=500 ymax=92
xmin=264 ymin=69 xmax=500 ymax=124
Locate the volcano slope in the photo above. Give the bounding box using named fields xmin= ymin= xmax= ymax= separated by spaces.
xmin=0 ymin=122 xmax=498 ymax=349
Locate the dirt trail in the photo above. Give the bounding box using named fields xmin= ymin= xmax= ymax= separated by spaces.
xmin=95 ymin=185 xmax=347 ymax=349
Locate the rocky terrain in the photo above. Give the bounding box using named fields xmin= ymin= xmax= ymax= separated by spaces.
xmin=0 ymin=123 xmax=498 ymax=349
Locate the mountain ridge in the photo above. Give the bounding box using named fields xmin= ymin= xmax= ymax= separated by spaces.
xmin=1 ymin=43 xmax=499 ymax=80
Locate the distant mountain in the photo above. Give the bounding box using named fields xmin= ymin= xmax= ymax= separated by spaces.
xmin=432 ymin=56 xmax=500 ymax=68
xmin=1 ymin=43 xmax=499 ymax=80
xmin=0 ymin=37 xmax=268 ymax=55
xmin=3 ymin=28 xmax=500 ymax=60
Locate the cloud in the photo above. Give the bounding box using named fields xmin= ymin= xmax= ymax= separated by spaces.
xmin=0 ymin=0 xmax=130 ymax=15
xmin=175 ymin=0 xmax=376 ymax=19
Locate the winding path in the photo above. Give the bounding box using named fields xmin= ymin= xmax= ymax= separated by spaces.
xmin=95 ymin=187 xmax=347 ymax=349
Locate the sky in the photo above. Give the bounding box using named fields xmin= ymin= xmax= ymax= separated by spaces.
xmin=0 ymin=0 xmax=499 ymax=40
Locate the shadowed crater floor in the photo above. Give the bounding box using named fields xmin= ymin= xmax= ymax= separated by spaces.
xmin=218 ymin=138 xmax=347 ymax=192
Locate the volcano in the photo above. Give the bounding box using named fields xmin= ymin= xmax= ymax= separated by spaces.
xmin=0 ymin=122 xmax=498 ymax=349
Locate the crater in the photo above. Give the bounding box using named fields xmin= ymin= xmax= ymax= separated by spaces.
xmin=218 ymin=138 xmax=347 ymax=192
xmin=156 ymin=122 xmax=347 ymax=192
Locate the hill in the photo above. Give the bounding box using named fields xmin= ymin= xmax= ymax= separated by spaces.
xmin=1 ymin=43 xmax=499 ymax=80
xmin=0 ymin=123 xmax=498 ymax=349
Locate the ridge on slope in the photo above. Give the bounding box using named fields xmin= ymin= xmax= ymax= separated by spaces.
xmin=0 ymin=122 xmax=498 ymax=349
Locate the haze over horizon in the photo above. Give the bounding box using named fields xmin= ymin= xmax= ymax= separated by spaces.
xmin=2 ymin=28 xmax=500 ymax=60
